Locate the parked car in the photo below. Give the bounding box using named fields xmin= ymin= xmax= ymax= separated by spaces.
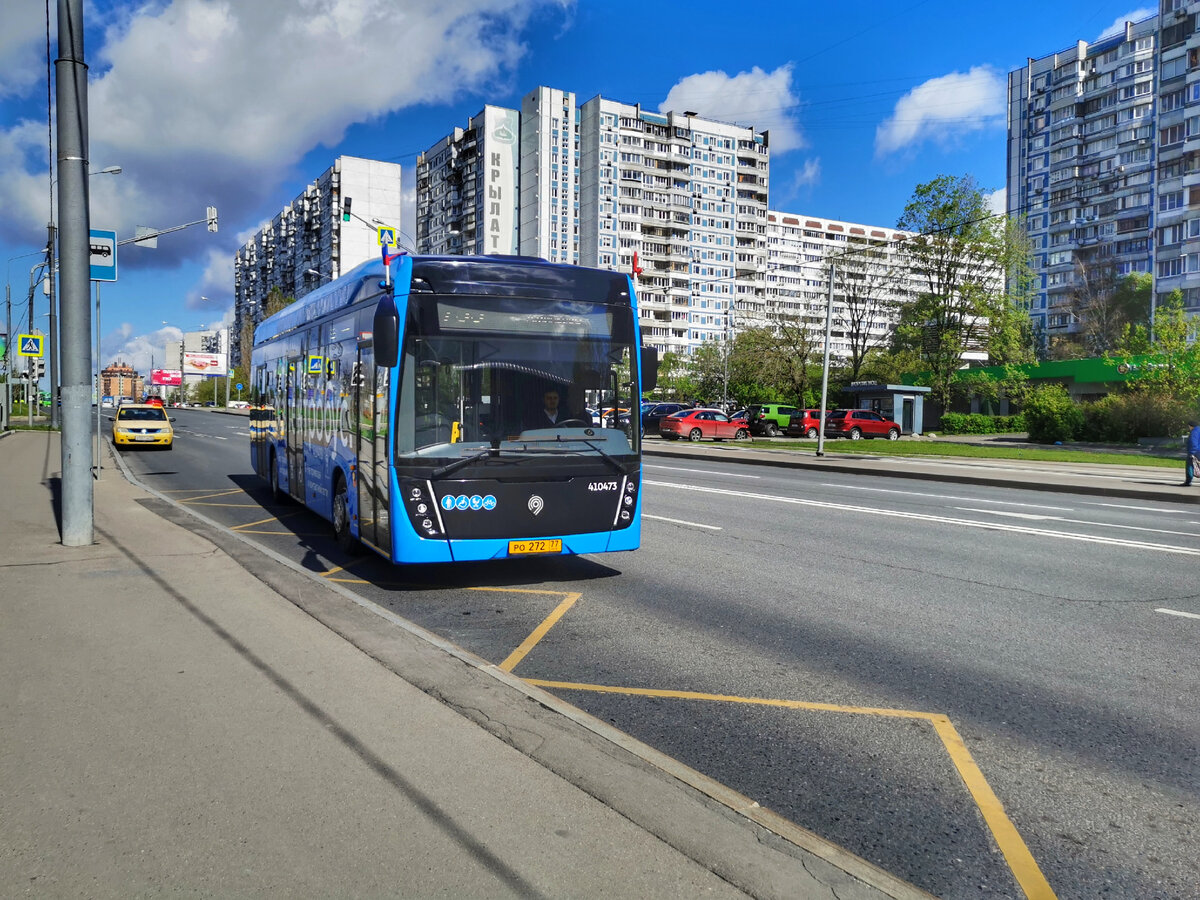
xmin=785 ymin=409 xmax=826 ymax=439
xmin=659 ymin=408 xmax=750 ymax=442
xmin=111 ymin=404 xmax=174 ymax=450
xmin=641 ymin=402 xmax=689 ymax=434
xmin=747 ymin=404 xmax=799 ymax=437
xmin=823 ymin=409 xmax=901 ymax=441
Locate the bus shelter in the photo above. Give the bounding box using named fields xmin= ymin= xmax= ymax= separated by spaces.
xmin=844 ymin=383 xmax=930 ymax=435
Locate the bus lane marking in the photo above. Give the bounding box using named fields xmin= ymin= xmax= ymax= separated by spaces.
xmin=824 ymin=483 xmax=1073 ymax=511
xmin=954 ymin=507 xmax=1200 ymax=539
xmin=646 ymin=464 xmax=761 ymax=479
xmin=526 ymin=679 xmax=1056 ymax=900
xmin=467 ymin=587 xmax=582 ymax=673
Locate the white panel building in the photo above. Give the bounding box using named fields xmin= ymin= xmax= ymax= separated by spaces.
xmin=1008 ymin=6 xmax=1200 ymax=350
xmin=232 ymin=156 xmax=403 ymax=364
xmin=520 ymin=87 xmax=579 ymax=264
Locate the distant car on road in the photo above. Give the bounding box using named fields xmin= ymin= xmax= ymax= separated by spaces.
xmin=226 ymin=400 xmax=250 ymax=409
xmin=823 ymin=409 xmax=901 ymax=441
xmin=785 ymin=409 xmax=826 ymax=439
xmin=747 ymin=404 xmax=799 ymax=437
xmin=111 ymin=404 xmax=174 ymax=450
xmin=204 ymin=401 xmax=217 ymax=407
xmin=641 ymin=402 xmax=689 ymax=434
xmin=659 ymin=408 xmax=749 ymax=442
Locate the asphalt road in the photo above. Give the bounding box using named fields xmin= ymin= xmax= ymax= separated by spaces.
xmin=116 ymin=410 xmax=1200 ymax=899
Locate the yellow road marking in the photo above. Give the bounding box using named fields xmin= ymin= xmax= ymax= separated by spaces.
xmin=232 ymin=529 xmax=326 ymax=537
xmin=467 ymin=588 xmax=582 ymax=673
xmin=177 ymin=488 xmax=247 ymax=503
xmin=322 ymin=565 xmax=347 ymax=578
xmin=526 ymin=679 xmax=1055 ymax=900
xmin=929 ymin=716 xmax=1056 ymax=899
xmin=232 ymin=511 xmax=306 ymax=531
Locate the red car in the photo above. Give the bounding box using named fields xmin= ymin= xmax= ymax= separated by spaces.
xmin=823 ymin=409 xmax=901 ymax=440
xmin=659 ymin=408 xmax=750 ymax=442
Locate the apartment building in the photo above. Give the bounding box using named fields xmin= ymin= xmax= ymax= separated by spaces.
xmin=416 ymin=87 xmax=771 ymax=357
xmin=232 ymin=156 xmax=403 ymax=365
xmin=579 ymin=98 xmax=770 ymax=357
xmin=1007 ymin=4 xmax=1200 ymax=350
xmin=99 ymin=361 xmax=143 ymax=402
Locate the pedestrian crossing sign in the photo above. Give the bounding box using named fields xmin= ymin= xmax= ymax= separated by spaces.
xmin=376 ymin=226 xmax=396 ymax=246
xmin=17 ymin=334 xmax=44 ymax=357
xmin=307 ymin=355 xmax=324 ymax=375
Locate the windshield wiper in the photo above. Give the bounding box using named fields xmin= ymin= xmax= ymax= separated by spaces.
xmin=430 ymin=447 xmax=501 ymax=479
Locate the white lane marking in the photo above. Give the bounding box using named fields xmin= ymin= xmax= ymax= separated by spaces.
xmin=825 ymin=483 xmax=1073 ymax=511
xmin=644 ymin=514 xmax=722 ymax=531
xmin=1156 ymin=608 xmax=1200 ymax=620
xmin=1085 ymin=501 xmax=1193 ymax=515
xmin=954 ymin=508 xmax=1200 ymax=538
xmin=954 ymin=508 xmax=1060 ymax=521
xmin=646 ymin=464 xmax=760 ymax=479
xmin=645 ymin=480 xmax=1200 ymax=557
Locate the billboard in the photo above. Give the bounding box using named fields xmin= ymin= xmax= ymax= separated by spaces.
xmin=152 ymin=368 xmax=182 ymax=386
xmin=183 ymin=351 xmax=228 ymax=376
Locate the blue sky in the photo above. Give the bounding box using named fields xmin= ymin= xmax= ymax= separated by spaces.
xmin=0 ymin=0 xmax=1156 ymax=375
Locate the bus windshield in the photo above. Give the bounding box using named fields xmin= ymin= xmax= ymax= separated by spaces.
xmin=396 ymin=292 xmax=640 ymax=467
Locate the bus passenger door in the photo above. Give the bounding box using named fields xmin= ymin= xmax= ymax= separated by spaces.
xmin=355 ymin=346 xmax=392 ymax=554
xmin=287 ymin=356 xmax=304 ymax=500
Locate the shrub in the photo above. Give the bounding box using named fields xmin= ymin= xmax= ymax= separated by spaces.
xmin=1023 ymin=384 xmax=1083 ymax=443
xmin=939 ymin=412 xmax=1027 ymax=435
xmin=1079 ymin=391 xmax=1196 ymax=442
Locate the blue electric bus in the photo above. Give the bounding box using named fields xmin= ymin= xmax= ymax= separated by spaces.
xmin=249 ymin=254 xmax=657 ymax=563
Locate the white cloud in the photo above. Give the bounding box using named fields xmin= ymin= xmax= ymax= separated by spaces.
xmin=0 ymin=2 xmax=46 ymax=98
xmin=0 ymin=0 xmax=564 ymax=263
xmin=986 ymin=187 xmax=1006 ymax=216
xmin=791 ymin=158 xmax=821 ymax=189
xmin=874 ymin=66 xmax=1005 ymax=157
xmin=659 ymin=65 xmax=804 ymax=152
xmin=1096 ymin=8 xmax=1156 ymax=40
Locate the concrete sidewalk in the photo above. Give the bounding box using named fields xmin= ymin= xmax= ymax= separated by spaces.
xmin=0 ymin=429 xmax=924 ymax=900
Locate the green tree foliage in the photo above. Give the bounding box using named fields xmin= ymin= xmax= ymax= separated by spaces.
xmin=1115 ymin=290 xmax=1200 ymax=408
xmin=1022 ymin=383 xmax=1084 ymax=443
xmin=1054 ymin=268 xmax=1152 ymax=359
xmin=891 ymin=174 xmax=1036 ymax=408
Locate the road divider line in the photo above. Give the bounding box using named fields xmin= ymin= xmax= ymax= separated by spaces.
xmin=954 ymin=508 xmax=1200 ymax=538
xmin=526 ymin=678 xmax=1054 ymax=898
xmin=1155 ymin=607 xmax=1200 ymax=620
xmin=823 ymin=484 xmax=1073 ymax=511
xmin=492 ymin=591 xmax=582 ymax=673
xmin=644 ymin=514 xmax=722 ymax=531
xmin=646 ymin=464 xmax=760 ymax=479
xmin=646 ymin=480 xmax=1200 ymax=556
xmin=1085 ymin=502 xmax=1192 ymax=514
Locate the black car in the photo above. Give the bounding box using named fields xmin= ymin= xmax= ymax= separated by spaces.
xmin=641 ymin=402 xmax=689 ymax=434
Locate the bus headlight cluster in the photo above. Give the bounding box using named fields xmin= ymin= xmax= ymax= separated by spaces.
xmin=402 ymin=481 xmax=444 ymax=539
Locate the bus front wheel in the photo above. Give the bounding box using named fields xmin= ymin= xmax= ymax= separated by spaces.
xmin=332 ymin=474 xmax=360 ymax=555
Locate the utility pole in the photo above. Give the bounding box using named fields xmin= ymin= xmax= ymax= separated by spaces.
xmin=47 ymin=224 xmax=59 ymax=428
xmin=56 ymin=0 xmax=95 ymax=546
xmin=816 ymin=262 xmax=835 ymax=458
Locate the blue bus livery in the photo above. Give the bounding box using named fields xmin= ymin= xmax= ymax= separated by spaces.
xmin=250 ymin=254 xmax=658 ymax=563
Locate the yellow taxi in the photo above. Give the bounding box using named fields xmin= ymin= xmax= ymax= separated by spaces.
xmin=111 ymin=403 xmax=175 ymax=450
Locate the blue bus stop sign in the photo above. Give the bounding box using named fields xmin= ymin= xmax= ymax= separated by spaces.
xmin=89 ymin=229 xmax=118 ymax=282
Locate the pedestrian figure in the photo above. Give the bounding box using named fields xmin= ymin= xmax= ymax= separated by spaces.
xmin=1184 ymin=419 xmax=1200 ymax=486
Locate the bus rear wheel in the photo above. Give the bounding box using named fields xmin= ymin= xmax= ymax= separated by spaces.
xmin=332 ymin=474 xmax=360 ymax=555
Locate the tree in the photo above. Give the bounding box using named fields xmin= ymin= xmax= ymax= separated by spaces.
xmin=893 ymin=174 xmax=1035 ymax=408
xmin=833 ymin=239 xmax=905 ymax=381
xmin=1064 ymin=263 xmax=1151 ymax=357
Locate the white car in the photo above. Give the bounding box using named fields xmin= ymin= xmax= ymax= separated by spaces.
xmin=226 ymin=400 xmax=250 ymax=409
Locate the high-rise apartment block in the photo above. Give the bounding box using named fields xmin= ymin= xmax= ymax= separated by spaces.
xmin=232 ymin=156 xmax=403 ymax=364
xmin=1008 ymin=4 xmax=1200 ymax=349
xmin=417 ymin=88 xmax=770 ymax=356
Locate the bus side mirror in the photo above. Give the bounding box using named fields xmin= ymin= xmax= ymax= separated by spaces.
xmin=374 ymin=294 xmax=400 ymax=368
xmin=640 ymin=346 xmax=659 ymax=394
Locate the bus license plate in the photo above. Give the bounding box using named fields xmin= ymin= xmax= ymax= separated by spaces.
xmin=508 ymin=539 xmax=562 ymax=556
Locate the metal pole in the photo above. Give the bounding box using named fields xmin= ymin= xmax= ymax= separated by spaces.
xmin=94 ymin=281 xmax=101 ymax=472
xmin=816 ymin=262 xmax=835 ymax=457
xmin=47 ymin=225 xmax=59 ymax=428
xmin=3 ymin=283 xmax=10 ymax=430
xmin=56 ymin=0 xmax=95 ymax=546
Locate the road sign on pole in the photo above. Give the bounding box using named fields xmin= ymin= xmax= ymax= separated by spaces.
xmin=89 ymin=228 xmax=118 ymax=281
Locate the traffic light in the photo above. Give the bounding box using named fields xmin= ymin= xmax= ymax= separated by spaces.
xmin=30 ymin=358 xmax=45 ymax=379
xmin=341 ymin=197 xmax=352 ymax=222
xmin=206 ymin=206 xmax=218 ymax=232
